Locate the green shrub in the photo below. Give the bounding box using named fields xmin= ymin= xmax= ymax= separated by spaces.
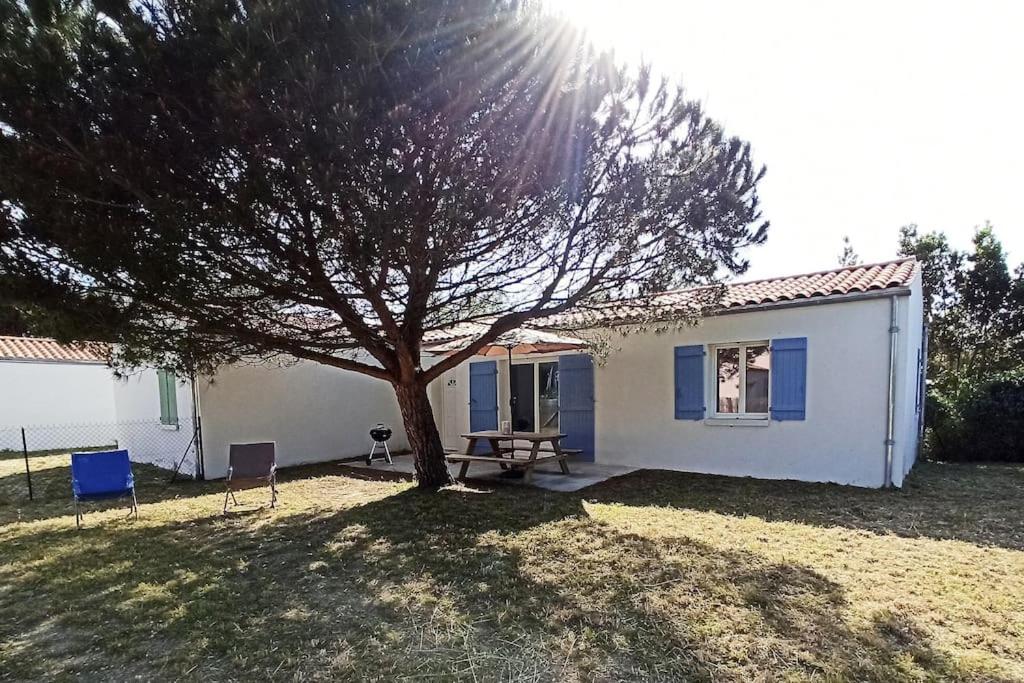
xmin=924 ymin=371 xmax=1024 ymax=462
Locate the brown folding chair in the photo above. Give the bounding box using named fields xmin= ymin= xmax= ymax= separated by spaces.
xmin=224 ymin=442 xmax=277 ymax=513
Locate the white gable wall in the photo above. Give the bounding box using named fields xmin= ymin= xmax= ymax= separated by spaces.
xmin=198 ymin=359 xmax=408 ymax=479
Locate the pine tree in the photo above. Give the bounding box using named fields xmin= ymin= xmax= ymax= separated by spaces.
xmin=0 ymin=0 xmax=767 ymax=486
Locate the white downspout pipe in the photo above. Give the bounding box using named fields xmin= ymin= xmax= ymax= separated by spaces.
xmin=190 ymin=374 xmax=204 ymax=480
xmin=884 ymin=296 xmax=900 ymax=488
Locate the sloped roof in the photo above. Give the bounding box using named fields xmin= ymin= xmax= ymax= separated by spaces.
xmin=718 ymin=258 xmax=918 ymax=308
xmin=0 ymin=261 xmax=917 ymax=363
xmin=0 ymin=336 xmax=109 ymax=364
xmin=423 ymin=325 xmax=586 ymax=353
xmin=543 ymin=258 xmax=919 ymax=328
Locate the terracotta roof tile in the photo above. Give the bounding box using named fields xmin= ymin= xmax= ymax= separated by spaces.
xmin=544 ymin=258 xmax=919 ymax=328
xmin=0 ymin=336 xmax=109 ymax=364
xmin=719 ymin=258 xmax=917 ymax=307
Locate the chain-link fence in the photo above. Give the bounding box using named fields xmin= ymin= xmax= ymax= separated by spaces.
xmin=0 ymin=419 xmax=199 ymax=502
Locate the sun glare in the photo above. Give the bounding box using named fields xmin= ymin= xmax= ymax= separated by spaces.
xmin=543 ymin=0 xmax=627 ymax=53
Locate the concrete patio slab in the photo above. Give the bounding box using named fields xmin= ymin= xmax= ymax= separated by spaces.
xmin=341 ymin=454 xmax=637 ymax=492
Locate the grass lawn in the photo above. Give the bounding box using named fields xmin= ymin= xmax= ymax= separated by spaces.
xmin=1 ymin=454 xmax=1023 ymax=682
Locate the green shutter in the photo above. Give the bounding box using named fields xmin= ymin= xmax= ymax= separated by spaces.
xmin=158 ymin=370 xmax=178 ymax=426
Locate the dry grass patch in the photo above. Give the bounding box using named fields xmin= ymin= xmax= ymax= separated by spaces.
xmin=1 ymin=454 xmax=1022 ymax=681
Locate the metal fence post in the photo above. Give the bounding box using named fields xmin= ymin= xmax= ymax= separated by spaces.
xmin=21 ymin=427 xmax=33 ymax=501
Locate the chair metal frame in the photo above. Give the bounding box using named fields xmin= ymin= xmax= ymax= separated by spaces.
xmin=71 ymin=450 xmax=139 ymax=529
xmin=223 ymin=442 xmax=278 ymax=514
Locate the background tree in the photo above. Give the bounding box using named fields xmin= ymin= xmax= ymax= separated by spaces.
xmin=0 ymin=303 xmax=27 ymax=336
xmin=899 ymin=223 xmax=1024 ymax=461
xmin=898 ymin=224 xmax=960 ymax=323
xmin=0 ymin=0 xmax=767 ymax=486
xmin=837 ymin=235 xmax=859 ymax=266
xmin=901 ymin=223 xmax=1022 ymax=384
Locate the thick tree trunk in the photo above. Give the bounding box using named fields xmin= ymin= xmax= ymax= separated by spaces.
xmin=393 ymin=381 xmax=453 ymax=488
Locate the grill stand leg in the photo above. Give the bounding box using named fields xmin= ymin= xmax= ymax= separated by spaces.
xmin=367 ymin=440 xmax=393 ymax=465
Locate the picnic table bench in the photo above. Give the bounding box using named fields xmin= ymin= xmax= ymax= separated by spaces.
xmin=447 ymin=431 xmax=575 ymax=483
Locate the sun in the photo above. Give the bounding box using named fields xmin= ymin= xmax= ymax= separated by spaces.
xmin=543 ymin=0 xmax=626 ymax=52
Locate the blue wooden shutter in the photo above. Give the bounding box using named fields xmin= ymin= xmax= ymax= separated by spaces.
xmin=559 ymin=354 xmax=595 ymax=461
xmin=469 ymin=361 xmax=498 ymax=452
xmin=674 ymin=345 xmax=705 ymax=420
xmin=770 ymin=337 xmax=807 ymax=421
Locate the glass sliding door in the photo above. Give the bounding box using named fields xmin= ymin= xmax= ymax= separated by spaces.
xmin=510 ymin=360 xmax=560 ymax=433
xmin=538 ymin=361 xmax=560 ymax=433
xmin=510 ymin=363 xmax=535 ymax=431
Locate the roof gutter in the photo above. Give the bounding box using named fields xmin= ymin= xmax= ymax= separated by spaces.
xmin=884 ymin=295 xmax=900 ymax=488
xmin=0 ymin=357 xmax=108 ymax=366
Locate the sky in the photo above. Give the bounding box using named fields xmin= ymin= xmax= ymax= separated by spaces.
xmin=548 ymin=0 xmax=1024 ymax=281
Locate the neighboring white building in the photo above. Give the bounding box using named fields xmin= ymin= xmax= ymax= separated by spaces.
xmin=0 ymin=337 xmax=117 ymax=450
xmin=0 ymin=337 xmax=200 ymax=470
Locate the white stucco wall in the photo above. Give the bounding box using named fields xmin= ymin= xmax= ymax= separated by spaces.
xmin=113 ymin=368 xmax=195 ymax=423
xmin=0 ymin=360 xmax=117 ymax=450
xmin=197 ymin=359 xmax=409 ymax=479
xmin=431 ymin=289 xmax=925 ymax=488
xmin=112 ymin=369 xmax=199 ymax=474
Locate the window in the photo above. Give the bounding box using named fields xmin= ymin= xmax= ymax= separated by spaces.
xmin=714 ymin=342 xmax=770 ymax=416
xmin=157 ymin=370 xmax=179 ymax=426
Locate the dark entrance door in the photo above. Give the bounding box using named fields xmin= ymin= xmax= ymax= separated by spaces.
xmin=510 ymin=364 xmax=535 ymax=431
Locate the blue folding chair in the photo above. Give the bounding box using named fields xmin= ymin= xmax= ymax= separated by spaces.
xmin=70 ymin=449 xmax=139 ymax=529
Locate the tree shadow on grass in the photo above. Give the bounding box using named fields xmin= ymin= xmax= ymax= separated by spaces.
xmin=0 ymin=482 xmax=1012 ymax=682
xmin=0 ymin=461 xmax=226 ymax=525
xmin=583 ymin=462 xmax=1024 ymax=551
xmin=0 ymin=459 xmax=375 ymax=525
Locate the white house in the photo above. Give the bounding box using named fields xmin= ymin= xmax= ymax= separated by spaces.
xmin=181 ymin=258 xmax=925 ymax=488
xmin=9 ymin=258 xmax=926 ymax=488
xmin=426 ymin=258 xmax=925 ymax=488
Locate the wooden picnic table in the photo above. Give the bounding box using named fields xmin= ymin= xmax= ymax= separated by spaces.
xmin=448 ymin=431 xmax=574 ymax=483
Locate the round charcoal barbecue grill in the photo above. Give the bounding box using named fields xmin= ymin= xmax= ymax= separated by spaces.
xmin=366 ymin=424 xmax=393 ymax=465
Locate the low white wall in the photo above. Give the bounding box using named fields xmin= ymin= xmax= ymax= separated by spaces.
xmin=0 ymin=360 xmax=117 ymax=451
xmin=431 ymin=292 xmax=926 ymax=488
xmin=198 ymin=359 xmax=409 ymax=479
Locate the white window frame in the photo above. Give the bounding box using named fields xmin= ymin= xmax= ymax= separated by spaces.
xmin=710 ymin=340 xmax=771 ymax=418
